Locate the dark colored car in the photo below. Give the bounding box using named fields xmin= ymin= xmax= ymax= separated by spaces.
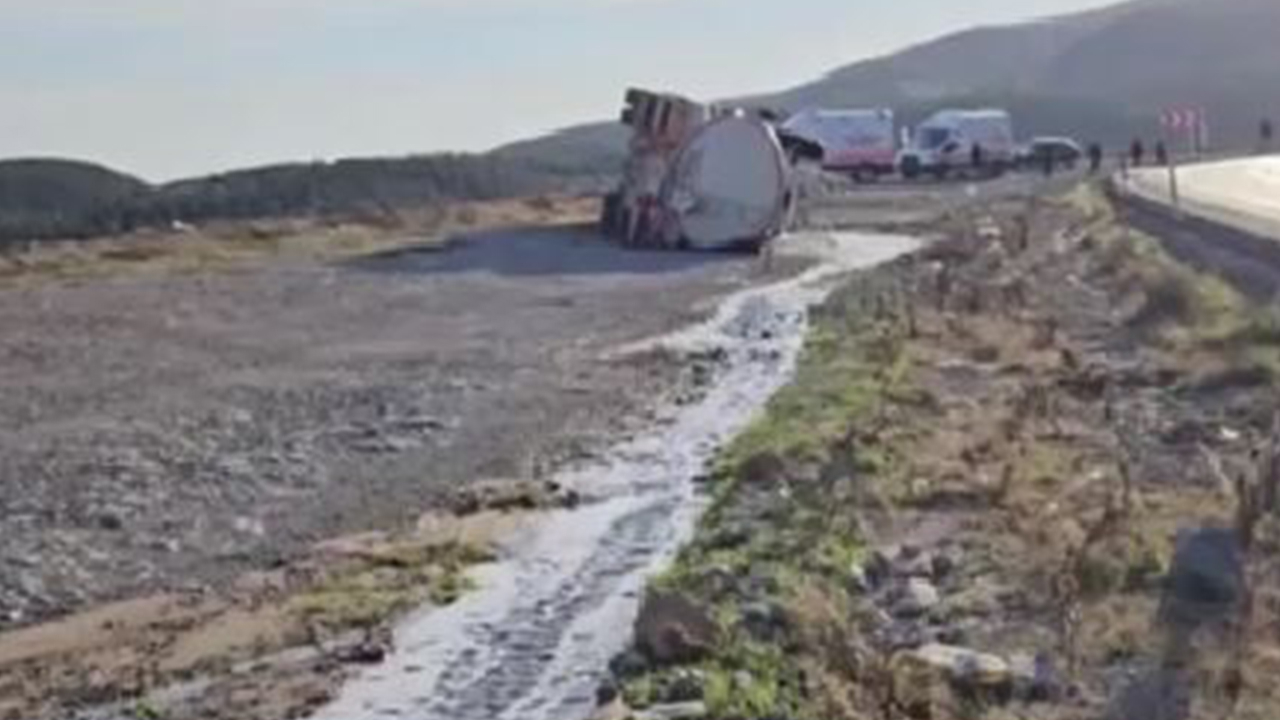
xmin=1017 ymin=137 xmax=1084 ymax=170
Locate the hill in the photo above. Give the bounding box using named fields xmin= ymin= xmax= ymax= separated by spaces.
xmin=0 ymin=159 xmax=149 ymax=241
xmin=507 ymin=0 xmax=1280 ymax=164
xmin=0 ymin=154 xmax=613 ymax=244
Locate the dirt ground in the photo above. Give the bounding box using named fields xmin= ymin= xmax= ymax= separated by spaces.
xmin=0 ymin=200 xmax=785 ymax=629
xmin=601 ymin=182 xmax=1280 ymax=720
xmin=0 ymin=177 xmax=1059 ymax=720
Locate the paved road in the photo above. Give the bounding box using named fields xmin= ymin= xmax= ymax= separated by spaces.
xmin=1129 ymin=157 xmax=1280 ymax=241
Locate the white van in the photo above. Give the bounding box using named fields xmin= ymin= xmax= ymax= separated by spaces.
xmin=898 ymin=109 xmax=1016 ymax=179
xmin=782 ymin=108 xmax=897 ymax=180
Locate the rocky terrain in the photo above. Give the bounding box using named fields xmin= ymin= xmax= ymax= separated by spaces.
xmin=0 ymin=202 xmax=790 ymax=634
xmin=596 ymin=183 xmax=1280 ymax=720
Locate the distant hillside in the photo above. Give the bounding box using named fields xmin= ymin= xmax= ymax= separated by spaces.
xmin=8 ymin=0 xmax=1277 ymax=243
xmin=0 ymin=154 xmax=613 ymax=244
xmin=0 ymin=160 xmax=149 ymax=241
xmin=492 ymin=123 xmax=630 ymax=173
xmin=509 ymin=0 xmax=1280 ymax=163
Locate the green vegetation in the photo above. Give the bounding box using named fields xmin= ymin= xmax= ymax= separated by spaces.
xmin=289 ymin=541 xmax=493 ymax=630
xmin=1090 ymin=204 xmax=1280 ymax=384
xmin=636 ymin=276 xmax=917 ymax=719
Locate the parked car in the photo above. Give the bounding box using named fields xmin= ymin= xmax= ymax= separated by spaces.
xmin=1016 ymin=137 xmax=1084 ymax=170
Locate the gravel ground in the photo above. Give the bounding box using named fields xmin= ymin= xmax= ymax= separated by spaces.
xmin=0 ymin=225 xmax=785 ymax=628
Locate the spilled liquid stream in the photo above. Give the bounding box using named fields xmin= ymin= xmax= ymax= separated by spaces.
xmin=313 ymin=232 xmax=918 ymax=720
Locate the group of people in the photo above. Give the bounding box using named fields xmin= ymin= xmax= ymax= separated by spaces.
xmin=1125 ymin=138 xmax=1172 ymax=169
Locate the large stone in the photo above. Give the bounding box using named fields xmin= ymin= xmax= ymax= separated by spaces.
xmin=634 ymin=591 xmax=720 ymax=666
xmin=893 ymin=578 xmax=941 ymax=618
xmin=634 ymin=702 xmax=708 ymax=720
xmin=609 ymin=649 xmax=650 ymax=680
xmin=903 ymin=643 xmax=1012 ymax=690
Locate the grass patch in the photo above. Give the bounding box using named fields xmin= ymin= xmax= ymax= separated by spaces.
xmin=1088 ymin=200 xmax=1280 ymax=382
xmin=289 ymin=541 xmax=492 ymax=630
xmin=636 ymin=275 xmax=916 ymax=719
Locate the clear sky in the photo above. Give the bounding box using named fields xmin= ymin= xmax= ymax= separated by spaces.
xmin=1 ymin=0 xmax=1118 ymax=181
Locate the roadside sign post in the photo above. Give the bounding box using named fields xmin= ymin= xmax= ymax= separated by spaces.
xmin=1159 ymin=107 xmax=1205 ymax=210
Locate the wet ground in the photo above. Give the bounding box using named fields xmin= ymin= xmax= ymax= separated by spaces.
xmin=2 ymin=176 xmax=1059 ymax=720
xmin=311 ymin=231 xmax=919 ymax=720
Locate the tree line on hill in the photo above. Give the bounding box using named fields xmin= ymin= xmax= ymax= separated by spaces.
xmin=0 ymin=153 xmax=616 ymax=245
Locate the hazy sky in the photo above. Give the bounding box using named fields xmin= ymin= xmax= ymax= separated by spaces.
xmin=2 ymin=0 xmax=1117 ymax=180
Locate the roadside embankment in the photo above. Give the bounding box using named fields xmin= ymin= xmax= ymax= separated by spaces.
xmin=597 ymin=183 xmax=1280 ymax=720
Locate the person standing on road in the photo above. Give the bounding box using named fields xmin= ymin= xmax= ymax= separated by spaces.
xmin=1262 ymin=118 xmax=1274 ymax=154
xmin=971 ymin=143 xmax=984 ymax=174
xmin=1155 ymin=141 xmax=1169 ymax=167
xmin=1130 ymin=139 xmax=1145 ymax=168
xmin=1088 ymin=143 xmax=1104 ymax=174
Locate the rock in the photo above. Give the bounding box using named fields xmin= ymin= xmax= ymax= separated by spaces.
xmin=904 ymin=643 xmax=1011 ymax=690
xmin=659 ymin=668 xmax=705 ymax=703
xmin=634 ymin=591 xmax=720 ymax=666
xmin=608 ymin=650 xmax=649 ymax=680
xmin=879 ymin=623 xmax=928 ymax=652
xmin=896 ymin=550 xmax=935 ymax=579
xmin=1163 ymin=528 xmax=1243 ymax=626
xmin=739 ymin=452 xmax=788 ymax=487
xmin=930 ymin=554 xmax=956 ymax=581
xmin=741 ymin=601 xmax=789 ymax=642
xmin=893 ymin=578 xmax=941 ymax=618
xmin=335 ymin=640 xmax=389 ymax=665
xmin=865 ymin=551 xmax=893 ymax=588
xmin=449 ymin=479 xmax=579 ymax=516
xmin=595 ymin=679 xmax=621 ymax=707
xmin=634 ymin=702 xmax=708 ymax=720
xmin=932 ymin=625 xmax=967 ymax=646
xmin=847 ymin=563 xmax=871 ymax=594
xmin=96 ymin=512 xmax=125 ymax=531
xmin=945 ymin=580 xmax=1002 ymax=618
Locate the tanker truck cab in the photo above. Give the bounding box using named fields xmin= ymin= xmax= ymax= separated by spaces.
xmin=898 ymin=109 xmax=1015 ymax=180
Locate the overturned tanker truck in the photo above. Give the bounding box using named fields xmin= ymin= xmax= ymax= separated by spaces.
xmin=600 ymin=88 xmax=820 ymax=253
